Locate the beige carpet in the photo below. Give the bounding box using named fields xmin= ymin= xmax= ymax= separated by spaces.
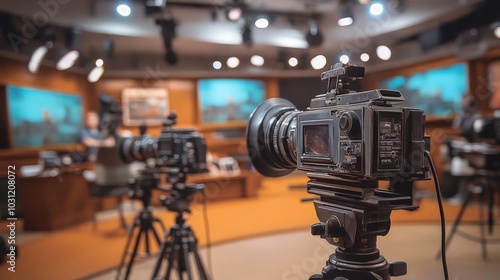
xmin=0 ymin=175 xmax=489 ymax=280
xmin=91 ymin=224 xmax=500 ymax=280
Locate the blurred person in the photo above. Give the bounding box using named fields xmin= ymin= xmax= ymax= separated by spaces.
xmin=81 ymin=112 xmax=114 ymax=161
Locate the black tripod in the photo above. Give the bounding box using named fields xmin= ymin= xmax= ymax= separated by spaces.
xmin=116 ymin=172 xmax=167 ymax=280
xmin=307 ymin=174 xmax=416 ymax=280
xmin=152 ymin=174 xmax=209 ymax=280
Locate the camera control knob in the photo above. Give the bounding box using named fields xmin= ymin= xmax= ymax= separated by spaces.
xmin=311 ymin=222 xmax=326 ymax=236
xmin=339 ymin=111 xmax=357 ymax=134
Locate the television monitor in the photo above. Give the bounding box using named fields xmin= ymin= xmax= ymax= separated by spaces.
xmin=6 ymin=85 xmax=83 ymax=148
xmin=380 ymin=63 xmax=468 ymax=118
xmin=197 ymin=79 xmax=266 ymax=123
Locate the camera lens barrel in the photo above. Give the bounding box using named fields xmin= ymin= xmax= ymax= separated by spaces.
xmin=246 ymin=98 xmax=300 ymax=177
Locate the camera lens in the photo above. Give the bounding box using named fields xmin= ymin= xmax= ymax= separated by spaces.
xmin=246 ymin=98 xmax=300 ymax=177
xmin=119 ymin=136 xmax=158 ymax=163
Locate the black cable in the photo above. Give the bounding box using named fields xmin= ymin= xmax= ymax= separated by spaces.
xmin=425 ymin=151 xmax=449 ymax=280
xmin=202 ymin=191 xmax=214 ymax=278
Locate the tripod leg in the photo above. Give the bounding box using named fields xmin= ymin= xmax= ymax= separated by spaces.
xmin=145 ymin=227 xmax=151 ymax=255
xmin=124 ymin=228 xmax=143 ymax=280
xmin=488 ymin=182 xmax=495 ymax=235
xmin=436 ymin=187 xmax=472 ymax=259
xmin=152 ymin=239 xmax=168 ymax=279
xmin=151 ymin=225 xmax=163 ymax=246
xmin=180 ymin=243 xmax=193 ymax=280
xmin=164 ymin=233 xmax=179 ymax=280
xmin=479 ymin=193 xmax=488 ymax=260
xmin=192 ymin=245 xmax=209 ymax=280
xmin=116 ymin=219 xmax=138 ymax=280
xmin=154 ymin=217 xmax=168 ymax=233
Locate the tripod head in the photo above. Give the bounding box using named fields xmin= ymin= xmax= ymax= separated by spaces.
xmin=160 ymin=169 xmax=205 ymax=214
xmin=307 ymin=173 xmax=417 ymax=280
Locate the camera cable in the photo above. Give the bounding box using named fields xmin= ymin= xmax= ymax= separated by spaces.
xmin=202 ymin=191 xmax=214 ymax=279
xmin=425 ymin=150 xmax=449 ymax=280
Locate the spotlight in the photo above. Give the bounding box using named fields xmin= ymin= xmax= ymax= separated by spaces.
xmin=376 ymin=45 xmax=391 ymax=60
xmin=227 ymin=57 xmax=240 ymax=68
xmin=251 ymin=55 xmax=264 ymax=67
xmin=242 ymin=24 xmax=252 ymax=47
xmin=255 ymin=15 xmax=270 ymax=29
xmin=310 ymin=55 xmax=327 ymax=70
xmin=116 ymin=3 xmax=132 ymax=17
xmin=56 ymin=50 xmax=79 ymax=70
xmin=144 ymin=0 xmax=166 ymax=16
xmin=213 ymin=60 xmax=222 ymax=69
xmin=156 ymin=18 xmax=178 ymax=65
xmin=358 ymin=0 xmax=372 ymax=4
xmin=28 ymin=41 xmax=52 ymax=74
xmin=88 ymin=65 xmax=104 ymax=83
xmin=288 ymin=57 xmax=298 ymax=67
xmin=226 ymin=0 xmax=244 ymax=21
xmin=306 ymin=20 xmax=324 ymax=47
xmin=339 ymin=54 xmax=350 ymax=64
xmin=338 ymin=8 xmax=354 ymax=27
xmin=360 ymin=53 xmax=370 ymax=62
xmin=95 ymin=59 xmax=104 ymax=67
xmin=495 ymin=27 xmax=500 ymax=39
xmin=57 ymin=27 xmax=82 ymax=70
xmin=370 ymin=3 xmax=384 ymax=16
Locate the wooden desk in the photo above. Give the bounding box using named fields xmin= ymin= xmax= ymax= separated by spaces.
xmin=18 ymin=172 xmax=93 ymax=231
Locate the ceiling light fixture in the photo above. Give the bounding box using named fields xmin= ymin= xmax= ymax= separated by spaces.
xmin=227 ymin=57 xmax=240 ymax=68
xmin=288 ymin=57 xmax=298 ymax=67
xmin=88 ymin=63 xmax=104 ymax=83
xmin=370 ymin=3 xmax=384 ymax=16
xmin=340 ymin=54 xmax=350 ymax=64
xmin=251 ymin=55 xmax=264 ymax=66
xmin=255 ymin=18 xmax=269 ymax=29
xmin=338 ymin=8 xmax=354 ymax=27
xmin=376 ymin=45 xmax=391 ymax=60
xmin=57 ymin=50 xmax=80 ymax=70
xmin=306 ymin=20 xmax=324 ymax=47
xmin=157 ymin=18 xmax=178 ymax=65
xmin=116 ymin=3 xmax=132 ymax=17
xmin=226 ymin=0 xmax=244 ymax=21
xmin=28 ymin=42 xmax=52 ymax=73
xmin=242 ymin=23 xmax=253 ymax=47
xmin=213 ymin=60 xmax=222 ymax=69
xmin=360 ymin=53 xmax=370 ymax=62
xmin=495 ymin=27 xmax=500 ymax=39
xmin=311 ymin=55 xmax=327 ymax=70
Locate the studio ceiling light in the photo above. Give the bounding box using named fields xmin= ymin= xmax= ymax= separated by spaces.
xmin=251 ymin=55 xmax=264 ymax=67
xmin=56 ymin=50 xmax=79 ymax=70
xmin=242 ymin=24 xmax=252 ymax=47
xmin=494 ymin=27 xmax=500 ymax=39
xmin=306 ymin=20 xmax=324 ymax=47
xmin=255 ymin=18 xmax=269 ymax=29
xmin=227 ymin=57 xmax=240 ymax=68
xmin=338 ymin=8 xmax=354 ymax=27
xmin=340 ymin=54 xmax=350 ymax=64
xmin=311 ymin=55 xmax=327 ymax=70
xmin=376 ymin=45 xmax=391 ymax=60
xmin=213 ymin=60 xmax=222 ymax=69
xmin=116 ymin=3 xmax=132 ymax=17
xmin=28 ymin=42 xmax=52 ymax=73
xmin=360 ymin=53 xmax=370 ymax=62
xmin=226 ymin=0 xmax=244 ymax=21
xmin=370 ymin=3 xmax=384 ymax=16
xmin=288 ymin=57 xmax=298 ymax=67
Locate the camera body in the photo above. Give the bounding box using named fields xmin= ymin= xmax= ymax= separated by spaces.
xmin=297 ymin=91 xmax=428 ymax=180
xmin=120 ymin=113 xmax=208 ymax=174
xmin=247 ymin=63 xmax=430 ymax=182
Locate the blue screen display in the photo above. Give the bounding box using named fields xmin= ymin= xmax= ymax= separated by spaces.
xmin=380 ymin=63 xmax=468 ymax=117
xmin=7 ymin=85 xmax=83 ymax=148
xmin=198 ymin=79 xmax=265 ymax=123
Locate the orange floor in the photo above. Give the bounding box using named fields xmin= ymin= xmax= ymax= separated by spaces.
xmin=0 ymin=175 xmax=483 ymax=280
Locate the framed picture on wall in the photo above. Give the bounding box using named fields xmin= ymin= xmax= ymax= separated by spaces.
xmin=122 ymin=88 xmax=169 ymax=126
xmin=379 ymin=63 xmax=469 ymax=118
xmin=488 ymin=60 xmax=500 ymax=109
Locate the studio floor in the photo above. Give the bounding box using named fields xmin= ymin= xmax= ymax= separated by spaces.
xmin=1 ymin=175 xmax=499 ymax=280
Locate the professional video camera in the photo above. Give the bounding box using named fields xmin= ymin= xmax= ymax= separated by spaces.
xmin=247 ymin=63 xmax=431 ymax=280
xmin=98 ymin=92 xmax=123 ymax=137
xmin=462 ymin=111 xmax=500 ymax=144
xmin=119 ymin=112 xmax=207 ymax=174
